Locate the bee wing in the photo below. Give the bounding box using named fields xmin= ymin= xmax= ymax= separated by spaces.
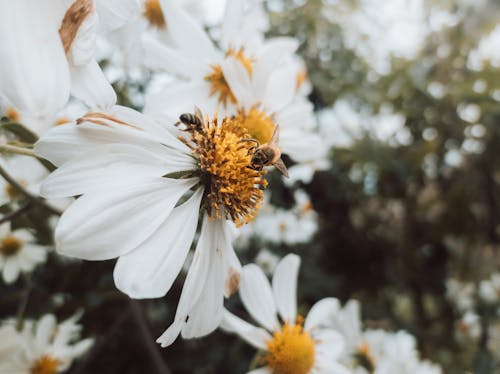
xmin=269 ymin=125 xmax=280 ymax=146
xmin=194 ymin=106 xmax=204 ymax=124
xmin=273 ymin=157 xmax=289 ymax=178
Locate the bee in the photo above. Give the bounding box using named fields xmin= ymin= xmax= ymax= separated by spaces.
xmin=244 ymin=125 xmax=289 ymax=177
xmin=176 ymin=107 xmax=204 ymax=132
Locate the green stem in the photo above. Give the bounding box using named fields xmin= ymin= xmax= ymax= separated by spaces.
xmin=0 ymin=144 xmax=36 ymax=157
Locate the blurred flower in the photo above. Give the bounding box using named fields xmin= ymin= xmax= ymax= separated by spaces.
xmin=36 ymin=106 xmax=273 ymax=346
xmin=221 ymin=254 xmax=349 ymax=374
xmin=446 ymin=278 xmax=476 ymax=313
xmin=479 ymin=273 xmax=500 ymax=304
xmin=254 ymin=248 xmax=280 ymax=275
xmin=0 ymin=223 xmax=47 ymax=284
xmin=456 ymin=311 xmax=482 ymax=341
xmin=0 ymin=314 xmax=93 ymax=373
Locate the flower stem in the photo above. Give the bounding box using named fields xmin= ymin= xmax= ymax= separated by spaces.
xmin=0 ymin=144 xmax=36 ymax=157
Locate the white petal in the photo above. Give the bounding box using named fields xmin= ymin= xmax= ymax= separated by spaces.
xmin=220 ymin=0 xmax=244 ymax=50
xmin=113 ymin=188 xmax=202 ymax=299
xmin=95 ymin=0 xmax=140 ymax=32
xmin=2 ymin=259 xmax=20 ymax=284
xmin=157 ymin=216 xmax=227 ymax=346
xmin=222 ymin=57 xmax=254 ymax=108
xmin=40 ymin=143 xmax=190 ymax=198
xmin=252 ymin=37 xmax=299 ymax=98
xmin=262 ymin=65 xmax=297 ymax=113
xmin=159 ymin=0 xmax=216 ymax=61
xmin=70 ymin=60 xmax=116 ymax=109
xmin=142 ymin=34 xmax=204 ymax=78
xmin=220 ymin=309 xmax=271 ymax=350
xmin=304 ymin=298 xmax=340 ymax=332
xmin=279 ymin=129 xmax=326 ymax=162
xmin=314 ymin=329 xmax=345 ymax=359
xmin=55 ymin=178 xmax=197 ymax=260
xmin=0 ymin=0 xmax=70 ymax=118
xmin=35 ymin=314 xmax=57 ymax=349
xmin=272 ymin=254 xmax=300 ymax=324
xmin=239 ymin=264 xmax=279 ymax=331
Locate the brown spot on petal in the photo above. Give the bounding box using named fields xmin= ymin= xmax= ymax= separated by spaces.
xmin=59 ymin=0 xmax=94 ymax=54
xmin=225 ymin=267 xmax=240 ymax=297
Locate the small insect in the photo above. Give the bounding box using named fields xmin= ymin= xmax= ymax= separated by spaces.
xmin=244 ymin=125 xmax=289 ymax=177
xmin=176 ymin=107 xmax=204 ymax=132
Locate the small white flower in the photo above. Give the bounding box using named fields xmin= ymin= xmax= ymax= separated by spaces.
xmin=0 ymin=314 xmax=93 ymax=374
xmin=0 ymin=223 xmax=47 ymax=284
xmin=221 ymin=254 xmax=349 ymax=374
xmin=254 ymin=248 xmax=280 ymax=275
xmin=479 ymin=273 xmax=500 ymax=304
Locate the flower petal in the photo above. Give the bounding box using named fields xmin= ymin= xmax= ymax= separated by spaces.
xmin=272 ymin=254 xmax=300 ymax=324
xmin=222 ymin=57 xmax=254 ymax=108
xmin=262 ymin=64 xmax=297 ymax=113
xmin=113 ymin=188 xmax=203 ymax=299
xmin=55 ymin=178 xmax=197 ymax=260
xmin=95 ymin=0 xmax=140 ymax=32
xmin=220 ymin=309 xmax=271 ymax=350
xmin=304 ymin=298 xmax=340 ymax=332
xmin=220 ymin=0 xmax=244 ymax=50
xmin=70 ymin=60 xmax=117 ymax=110
xmin=247 ymin=367 xmax=272 ymax=374
xmin=239 ymin=264 xmax=279 ymax=331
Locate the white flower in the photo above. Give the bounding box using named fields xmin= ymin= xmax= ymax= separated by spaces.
xmin=254 ymin=248 xmax=280 ymax=275
xmin=0 ymin=156 xmax=47 ymax=205
xmin=0 ymin=223 xmax=47 ymax=284
xmin=446 ymin=278 xmax=476 ymax=313
xmin=0 ymin=0 xmax=116 ymax=133
xmin=0 ymin=314 xmax=93 ymax=374
xmin=35 ymin=105 xmax=275 ymax=346
xmin=479 ymin=273 xmax=500 ymax=304
xmin=221 ymin=254 xmax=349 ymax=374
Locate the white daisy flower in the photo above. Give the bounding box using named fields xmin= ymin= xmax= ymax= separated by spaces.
xmin=0 ymin=223 xmax=47 ymax=284
xmin=0 ymin=314 xmax=93 ymax=374
xmin=221 ymin=254 xmax=349 ymax=374
xmin=35 ymin=105 xmax=273 ymax=345
xmin=0 ymin=0 xmax=117 ymax=133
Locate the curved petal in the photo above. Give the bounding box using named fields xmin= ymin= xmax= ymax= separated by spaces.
xmin=95 ymin=0 xmax=140 ymax=32
xmin=272 ymin=254 xmax=300 ymax=324
xmin=70 ymin=60 xmax=116 ymax=109
xmin=159 ymin=0 xmax=216 ymax=61
xmin=220 ymin=0 xmax=244 ymax=50
xmin=113 ymin=188 xmax=203 ymax=299
xmin=262 ymin=65 xmax=297 ymax=113
xmin=35 ymin=314 xmax=57 ymax=350
xmin=220 ymin=309 xmax=271 ymax=350
xmin=240 ymin=264 xmax=279 ymax=331
xmin=313 ymin=329 xmax=346 ymax=365
xmin=2 ymin=259 xmax=20 ymax=284
xmin=247 ymin=367 xmax=272 ymax=374
xmin=55 ymin=178 xmax=197 ymax=260
xmin=0 ymin=0 xmax=70 ymax=119
xmin=222 ymin=57 xmax=254 ymax=108
xmin=304 ymin=298 xmax=340 ymax=332
xmin=40 ymin=143 xmax=192 ymax=198
xmin=157 ymin=215 xmax=227 ymax=347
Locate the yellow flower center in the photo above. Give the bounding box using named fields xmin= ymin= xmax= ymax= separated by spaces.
xmin=0 ymin=235 xmax=23 ymax=257
xmin=143 ymin=0 xmax=166 ymax=29
xmin=266 ymin=322 xmax=315 ymax=374
xmin=5 ymin=179 xmax=27 ymax=200
xmin=182 ymin=115 xmax=267 ymax=227
xmin=31 ymin=355 xmax=59 ymax=374
xmin=205 ymin=48 xmax=253 ymax=107
xmin=234 ymin=107 xmax=276 ymax=145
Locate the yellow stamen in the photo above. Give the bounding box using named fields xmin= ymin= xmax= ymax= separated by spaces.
xmin=143 ymin=0 xmax=166 ymax=29
xmin=183 ymin=115 xmax=267 ymax=227
xmin=205 ymin=48 xmax=253 ymax=107
xmin=266 ymin=319 xmax=315 ymax=374
xmin=235 ymin=107 xmax=276 ymax=145
xmin=31 ymin=355 xmax=59 ymax=374
xmin=296 ymin=69 xmax=308 ymax=92
xmin=355 ymin=342 xmax=376 ymax=373
xmin=0 ymin=236 xmax=23 ymax=257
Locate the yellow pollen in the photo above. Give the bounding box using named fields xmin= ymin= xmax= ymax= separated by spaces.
xmin=31 ymin=355 xmax=59 ymax=374
xmin=143 ymin=0 xmax=166 ymax=29
xmin=0 ymin=235 xmax=23 ymax=257
xmin=296 ymin=69 xmax=308 ymax=92
xmin=53 ymin=117 xmax=71 ymax=126
xmin=235 ymin=107 xmax=276 ymax=145
xmin=183 ymin=115 xmax=267 ymax=227
xmin=5 ymin=179 xmax=27 ymax=200
xmin=355 ymin=342 xmax=376 ymax=373
xmin=266 ymin=321 xmax=315 ymax=374
xmin=205 ymin=48 xmax=253 ymax=107
xmin=5 ymin=107 xmax=20 ymax=122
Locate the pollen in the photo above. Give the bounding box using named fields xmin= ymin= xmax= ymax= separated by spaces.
xmin=355 ymin=342 xmax=376 ymax=372
xmin=205 ymin=48 xmax=253 ymax=107
xmin=0 ymin=235 xmax=23 ymax=257
xmin=266 ymin=321 xmax=315 ymax=374
xmin=144 ymin=0 xmax=166 ymax=29
xmin=296 ymin=69 xmax=308 ymax=92
xmin=185 ymin=115 xmax=267 ymax=227
xmin=31 ymin=355 xmax=59 ymax=374
xmin=235 ymin=107 xmax=276 ymax=144
xmin=5 ymin=107 xmax=20 ymax=122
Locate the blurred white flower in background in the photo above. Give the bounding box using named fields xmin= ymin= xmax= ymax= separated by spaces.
xmin=0 ymin=314 xmax=93 ymax=374
xmin=0 ymin=223 xmax=47 ymax=284
xmin=221 ymin=254 xmax=350 ymax=374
